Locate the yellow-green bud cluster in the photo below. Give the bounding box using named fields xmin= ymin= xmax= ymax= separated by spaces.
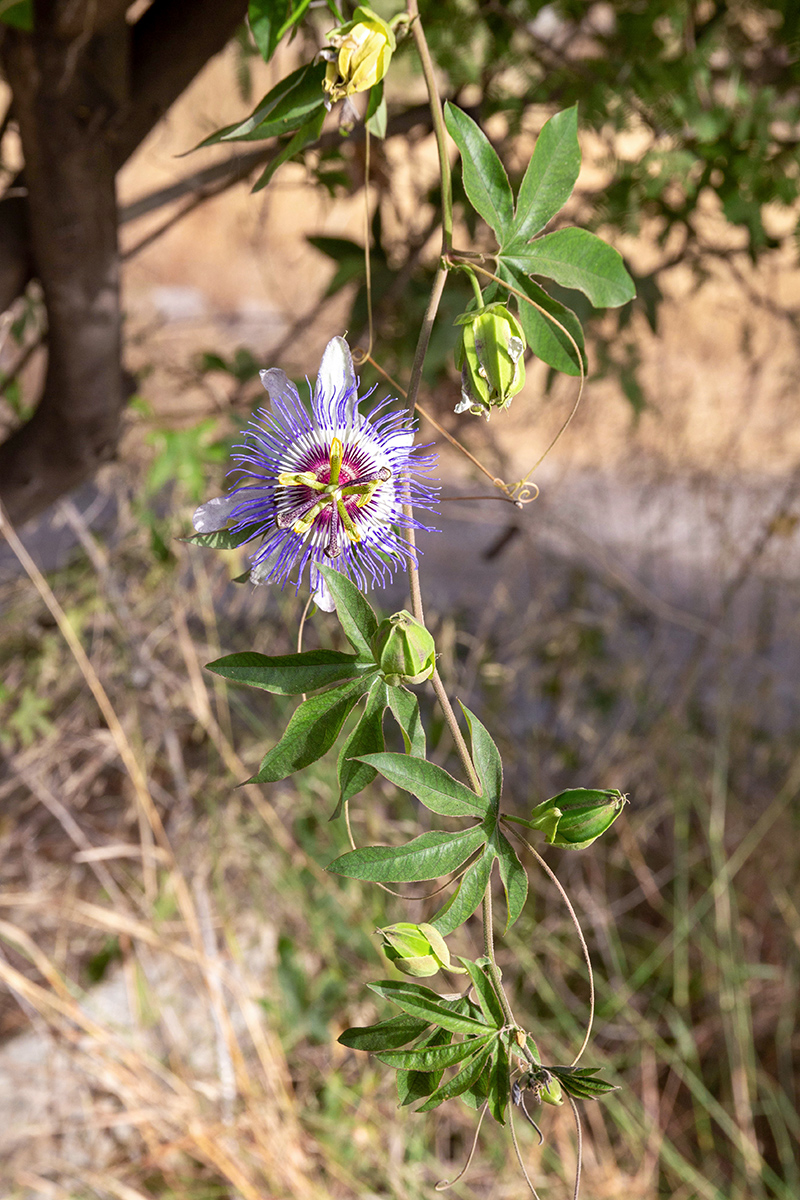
xmin=371 ymin=610 xmax=436 ymax=686
xmin=378 ymin=922 xmax=463 ymax=977
xmin=322 ymin=6 xmax=396 ymax=106
xmin=455 ymin=303 xmax=526 ymax=419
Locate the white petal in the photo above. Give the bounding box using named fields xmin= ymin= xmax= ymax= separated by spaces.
xmin=312 ymin=574 xmax=336 ymax=612
xmin=250 ymin=545 xmax=282 ymax=585
xmin=260 ymin=368 xmax=296 ymax=406
xmin=193 ymin=495 xmax=239 ymax=533
xmin=315 ymin=336 xmax=356 ymax=415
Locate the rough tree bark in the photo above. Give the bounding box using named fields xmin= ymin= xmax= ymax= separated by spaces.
xmin=0 ymin=0 xmax=248 ymax=523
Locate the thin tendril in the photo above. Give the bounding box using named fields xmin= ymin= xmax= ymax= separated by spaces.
xmin=509 ymin=1105 xmax=544 ymax=1198
xmin=353 ymin=128 xmax=374 ymax=365
xmin=434 ymin=1102 xmax=489 ymax=1191
xmin=568 ymin=1094 xmax=583 ymax=1200
xmin=506 ymin=826 xmax=595 ymax=1066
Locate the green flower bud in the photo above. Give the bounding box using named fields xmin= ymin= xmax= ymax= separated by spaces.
xmin=454 ymin=303 xmax=526 ymax=420
xmin=539 ymin=1073 xmax=564 ymax=1107
xmin=528 ymin=788 xmax=626 ymax=850
xmin=322 ymin=6 xmax=396 ymax=106
xmin=371 ymin=610 xmax=436 ymax=686
xmin=378 ymin=922 xmax=464 ymax=978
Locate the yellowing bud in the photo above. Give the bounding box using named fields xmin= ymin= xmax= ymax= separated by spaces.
xmin=455 ymin=303 xmax=526 ymax=419
xmin=371 ymin=610 xmax=436 ymax=686
xmin=378 ymin=922 xmax=464 ymax=977
xmin=322 ymin=6 xmax=396 ymax=106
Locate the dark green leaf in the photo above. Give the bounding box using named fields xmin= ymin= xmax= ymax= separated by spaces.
xmin=328 ymin=825 xmax=486 ymax=883
xmin=506 ymin=228 xmax=636 ymax=308
xmin=458 ymin=958 xmax=505 ymax=1030
xmin=368 ymin=980 xmax=491 ymax=1036
xmin=365 ymin=81 xmax=387 ymax=138
xmin=318 ymin=565 xmax=379 ymax=658
xmin=376 ymin=1033 xmax=495 ymax=1072
xmin=458 ymin=703 xmax=502 ymax=806
xmin=386 ymin=687 xmax=426 ymax=758
xmin=182 ymin=522 xmax=263 ymax=549
xmin=416 ymin=1042 xmax=494 ymax=1111
xmin=487 ymin=1036 xmax=511 ymax=1123
xmin=497 ymin=259 xmax=586 ymax=375
xmin=429 ymin=848 xmax=495 ymax=936
xmin=335 ymin=679 xmax=387 ymax=811
xmin=509 ymin=106 xmax=580 ymax=244
xmin=206 ymin=648 xmax=367 ymax=695
xmin=0 ymin=0 xmax=32 ymax=30
xmin=444 ymin=102 xmax=514 ymax=240
xmin=252 ymin=107 xmax=325 ymax=191
xmin=397 ymin=1026 xmax=451 ymax=1106
xmin=339 ymin=1014 xmax=430 ymax=1052
xmin=249 ymin=0 xmax=313 ymax=63
xmin=495 ymin=833 xmax=528 ymax=932
xmin=549 ymin=1065 xmax=619 ymax=1099
xmin=354 ymin=752 xmax=487 ymax=817
xmin=225 ymin=62 xmax=326 ymax=143
xmin=249 ymin=675 xmax=374 ymax=782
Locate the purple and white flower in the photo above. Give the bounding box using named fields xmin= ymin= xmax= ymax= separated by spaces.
xmin=193 ymin=336 xmax=437 ymax=612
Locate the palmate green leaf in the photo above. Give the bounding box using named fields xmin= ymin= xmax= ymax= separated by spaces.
xmin=429 ymin=847 xmax=495 ymax=936
xmin=182 ymin=522 xmax=263 ymax=549
xmin=444 ymin=102 xmax=514 ymax=240
xmin=375 ymin=1032 xmax=495 ymax=1072
xmin=487 ymin=1036 xmax=511 ymax=1124
xmin=339 ymin=1013 xmax=430 ymax=1052
xmin=386 ymin=687 xmax=426 ymax=758
xmin=458 ymin=703 xmax=502 ymax=806
xmin=318 ymin=565 xmax=379 ymax=659
xmin=249 ymin=674 xmax=375 ymax=782
xmin=508 ymin=106 xmax=580 ymax=245
xmin=354 ymin=752 xmax=487 ymax=817
xmin=252 ymin=107 xmax=325 ymax=192
xmin=505 ymin=228 xmax=636 ymax=309
xmin=458 ymin=958 xmax=505 ymax=1029
xmin=416 ymin=1041 xmax=494 ymax=1112
xmin=249 ymin=0 xmax=313 ymax=64
xmin=328 ymin=825 xmax=486 ymax=884
xmin=335 ymin=678 xmax=387 ymax=814
xmin=494 ymin=833 xmax=528 ymax=932
xmin=497 ymin=259 xmax=586 ymax=376
xmin=206 ymin=648 xmax=369 ymax=695
xmin=368 ymin=980 xmax=491 ymax=1036
xmin=397 ymin=1025 xmax=451 ymax=1107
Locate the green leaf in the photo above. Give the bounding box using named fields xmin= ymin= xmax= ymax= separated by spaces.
xmin=206 ymin=648 xmax=368 ymax=695
xmin=416 ymin=1042 xmax=494 ymax=1111
xmin=249 ymin=675 xmax=374 ymax=782
xmin=549 ymin=1065 xmax=619 ymax=1099
xmin=497 ymin=259 xmax=586 ymax=375
xmin=318 ymin=565 xmax=379 ymax=658
xmin=487 ymin=1036 xmax=511 ymax=1123
xmin=0 ymin=0 xmax=32 ymax=30
xmin=182 ymin=522 xmax=263 ymax=550
xmin=376 ymin=1033 xmax=495 ymax=1072
xmin=226 ymin=62 xmax=326 ymax=142
xmin=328 ymin=825 xmax=486 ymax=884
xmin=335 ymin=679 xmax=387 ymax=812
xmin=368 ymin=980 xmax=491 ymax=1036
xmin=249 ymin=0 xmax=313 ymax=63
xmin=506 ymin=228 xmax=636 ymax=309
xmin=339 ymin=1014 xmax=430 ymax=1052
xmin=444 ymin=102 xmax=514 ymax=240
xmin=365 ymin=80 xmax=387 ymax=138
xmin=354 ymin=753 xmax=487 ymax=817
xmin=397 ymin=1025 xmax=451 ymax=1106
xmin=509 ymin=107 xmax=580 ymax=244
xmin=458 ymin=703 xmax=502 ymax=806
xmin=495 ymin=834 xmax=528 ymax=932
xmin=386 ymin=688 xmax=426 ymax=758
xmin=252 ymin=107 xmax=325 ymax=191
xmin=429 ymin=848 xmax=495 ymax=936
xmin=458 ymin=958 xmax=505 ymax=1029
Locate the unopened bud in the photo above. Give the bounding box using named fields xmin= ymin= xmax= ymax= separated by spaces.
xmin=378 ymin=922 xmax=463 ymax=978
xmin=371 ymin=610 xmax=436 ymax=686
xmin=322 ymin=6 xmax=396 ymax=106
xmin=528 ymin=788 xmax=626 ymax=850
xmin=454 ymin=303 xmax=526 ymax=419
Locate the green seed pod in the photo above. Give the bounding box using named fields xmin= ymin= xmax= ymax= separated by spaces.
xmin=322 ymin=6 xmax=396 ymax=106
xmin=371 ymin=610 xmax=436 ymax=686
xmin=454 ymin=303 xmax=526 ymax=419
xmin=539 ymin=1073 xmax=564 ymax=1107
xmin=528 ymin=788 xmax=626 ymax=850
xmin=378 ymin=922 xmax=463 ymax=978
